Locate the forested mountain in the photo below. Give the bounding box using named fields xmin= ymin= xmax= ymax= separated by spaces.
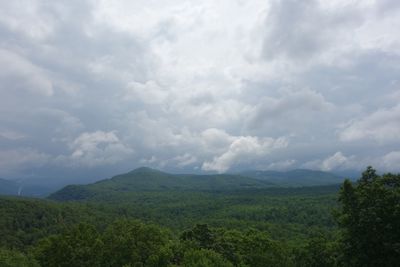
xmin=1 ymin=167 xmax=399 ymax=266
xmin=239 ymin=169 xmax=345 ymax=186
xmin=49 ymin=167 xmax=274 ymax=201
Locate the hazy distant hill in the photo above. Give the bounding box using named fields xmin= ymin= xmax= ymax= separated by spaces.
xmin=0 ymin=178 xmax=19 ymax=196
xmin=0 ymin=178 xmax=60 ymax=197
xmin=49 ymin=167 xmax=274 ymax=201
xmin=239 ymin=169 xmax=345 ymax=186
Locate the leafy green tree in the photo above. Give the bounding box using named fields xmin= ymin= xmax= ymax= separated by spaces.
xmin=101 ymin=219 xmax=173 ymax=267
xmin=337 ymin=167 xmax=400 ymax=267
xmin=182 ymin=249 xmax=233 ymax=267
xmin=0 ymin=247 xmax=39 ymax=267
xmin=34 ymin=223 xmax=103 ymax=267
xmin=180 ymin=224 xmax=215 ymax=249
xmin=293 ymin=234 xmax=340 ymax=267
xmin=237 ymin=229 xmax=291 ymax=267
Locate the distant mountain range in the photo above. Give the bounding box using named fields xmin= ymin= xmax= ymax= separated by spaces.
xmin=0 ymin=167 xmax=348 ymax=198
xmin=48 ymin=167 xmax=346 ymax=201
xmin=0 ymin=178 xmax=57 ymax=197
xmin=48 ymin=167 xmax=273 ymax=201
xmin=238 ymin=169 xmax=345 ymax=186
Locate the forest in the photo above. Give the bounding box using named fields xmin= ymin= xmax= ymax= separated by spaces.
xmin=0 ymin=167 xmax=399 ymax=266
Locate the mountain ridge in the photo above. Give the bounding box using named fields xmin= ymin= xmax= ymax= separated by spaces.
xmin=48 ymin=167 xmax=346 ymax=201
xmin=238 ymin=169 xmax=345 ymax=186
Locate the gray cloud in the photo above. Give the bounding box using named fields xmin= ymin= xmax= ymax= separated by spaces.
xmin=1 ymin=0 xmax=400 ymax=181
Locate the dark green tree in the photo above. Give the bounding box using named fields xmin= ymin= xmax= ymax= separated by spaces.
xmin=0 ymin=247 xmax=39 ymax=267
xmin=101 ymin=219 xmax=173 ymax=267
xmin=34 ymin=223 xmax=103 ymax=267
xmin=337 ymin=167 xmax=400 ymax=267
xmin=180 ymin=224 xmax=215 ymax=249
xmin=182 ymin=249 xmax=233 ymax=267
xmin=293 ymin=234 xmax=340 ymax=267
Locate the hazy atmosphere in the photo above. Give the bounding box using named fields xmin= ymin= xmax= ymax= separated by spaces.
xmin=1 ymin=0 xmax=400 ymax=181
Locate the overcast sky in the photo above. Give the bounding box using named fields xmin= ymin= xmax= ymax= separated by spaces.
xmin=1 ymin=0 xmax=400 ymax=181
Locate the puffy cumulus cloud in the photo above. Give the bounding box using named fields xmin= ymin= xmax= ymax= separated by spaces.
xmin=339 ymin=104 xmax=400 ymax=144
xmin=64 ymin=131 xmax=133 ymax=167
xmin=1 ymin=0 xmax=400 ymax=179
xmin=321 ymin=152 xmax=349 ymax=171
xmin=202 ymin=136 xmax=288 ymax=173
xmin=302 ymin=152 xmax=357 ymax=171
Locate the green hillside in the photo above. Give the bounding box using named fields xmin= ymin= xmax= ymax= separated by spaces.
xmin=1 ymin=167 xmax=398 ymax=266
xmin=49 ymin=167 xmax=274 ymax=201
xmin=239 ymin=169 xmax=345 ymax=186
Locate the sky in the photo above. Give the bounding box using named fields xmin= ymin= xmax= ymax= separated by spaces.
xmin=1 ymin=0 xmax=400 ymax=181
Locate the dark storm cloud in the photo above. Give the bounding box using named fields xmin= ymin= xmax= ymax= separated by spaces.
xmin=0 ymin=0 xmax=399 ymax=180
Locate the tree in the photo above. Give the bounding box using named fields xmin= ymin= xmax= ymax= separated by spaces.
xmin=180 ymin=224 xmax=215 ymax=250
xmin=182 ymin=249 xmax=233 ymax=267
xmin=101 ymin=219 xmax=173 ymax=267
xmin=337 ymin=167 xmax=400 ymax=267
xmin=0 ymin=247 xmax=39 ymax=267
xmin=34 ymin=223 xmax=103 ymax=267
xmin=293 ymin=234 xmax=339 ymax=267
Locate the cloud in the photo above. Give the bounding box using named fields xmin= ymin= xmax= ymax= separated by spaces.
xmin=262 ymin=0 xmax=363 ymax=62
xmin=339 ymin=104 xmax=400 ymax=144
xmin=381 ymin=151 xmax=400 ymax=172
xmin=320 ymin=152 xmax=349 ymax=171
xmin=0 ymin=49 xmax=53 ymax=96
xmin=302 ymin=151 xmax=355 ymax=171
xmin=248 ymin=88 xmax=335 ymax=136
xmin=0 ymin=148 xmax=50 ymax=176
xmin=0 ymin=130 xmax=26 ymax=141
xmin=202 ymin=136 xmax=288 ymax=173
xmin=1 ymin=0 xmax=400 ymax=178
xmin=65 ymin=131 xmax=134 ymax=167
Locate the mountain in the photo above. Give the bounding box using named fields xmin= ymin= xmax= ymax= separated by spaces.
xmin=49 ymin=167 xmax=274 ymax=201
xmin=239 ymin=169 xmax=345 ymax=186
xmin=0 ymin=178 xmax=20 ymax=196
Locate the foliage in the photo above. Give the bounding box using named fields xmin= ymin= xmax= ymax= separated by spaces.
xmin=182 ymin=249 xmax=233 ymax=267
xmin=293 ymin=233 xmax=340 ymax=267
xmin=34 ymin=223 xmax=103 ymax=267
xmin=0 ymin=247 xmax=39 ymax=267
xmin=101 ymin=219 xmax=173 ymax=267
xmin=1 ymin=167 xmax=398 ymax=266
xmin=337 ymin=166 xmax=400 ymax=267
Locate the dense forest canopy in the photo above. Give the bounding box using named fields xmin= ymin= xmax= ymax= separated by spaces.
xmin=0 ymin=167 xmax=399 ymax=266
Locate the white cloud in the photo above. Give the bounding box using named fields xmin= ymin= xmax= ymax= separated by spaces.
xmin=202 ymin=136 xmax=288 ymax=173
xmin=0 ymin=49 xmax=53 ymax=96
xmin=66 ymin=131 xmax=133 ymax=167
xmin=321 ymin=152 xmax=348 ymax=171
xmin=302 ymin=151 xmax=355 ymax=171
xmin=124 ymin=80 xmax=169 ymax=105
xmin=381 ymin=151 xmax=400 ymax=172
xmin=173 ymin=153 xmax=198 ymax=168
xmin=339 ymin=104 xmax=400 ymax=144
